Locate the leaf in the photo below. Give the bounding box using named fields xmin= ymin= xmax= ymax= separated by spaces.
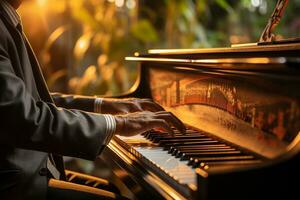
xmin=196 ymin=0 xmax=207 ymax=14
xmin=130 ymin=20 xmax=158 ymax=43
xmin=215 ymin=0 xmax=234 ymax=14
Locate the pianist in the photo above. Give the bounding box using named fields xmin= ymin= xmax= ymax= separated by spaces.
xmin=0 ymin=0 xmax=185 ymax=199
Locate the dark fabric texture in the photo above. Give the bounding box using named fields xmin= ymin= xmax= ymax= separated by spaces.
xmin=0 ymin=5 xmax=109 ymax=200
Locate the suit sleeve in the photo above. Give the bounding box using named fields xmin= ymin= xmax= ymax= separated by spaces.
xmin=0 ymin=47 xmax=109 ymax=161
xmin=51 ymin=92 xmax=96 ymax=112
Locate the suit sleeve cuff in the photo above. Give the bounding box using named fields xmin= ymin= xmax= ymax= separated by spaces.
xmin=102 ymin=114 xmax=116 ymax=146
xmin=94 ymin=98 xmax=103 ymax=113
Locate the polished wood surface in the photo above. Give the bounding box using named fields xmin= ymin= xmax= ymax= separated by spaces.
xmin=146 ymin=43 xmax=300 ymax=56
xmin=100 ymin=42 xmax=300 ymax=200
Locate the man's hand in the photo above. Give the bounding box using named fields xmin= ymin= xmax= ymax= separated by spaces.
xmin=114 ymin=111 xmax=186 ymax=137
xmin=101 ymin=98 xmax=164 ymax=114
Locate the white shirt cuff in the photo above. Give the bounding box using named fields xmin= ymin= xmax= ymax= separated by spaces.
xmin=94 ymin=98 xmax=103 ymax=113
xmin=102 ymin=114 xmax=116 ymax=145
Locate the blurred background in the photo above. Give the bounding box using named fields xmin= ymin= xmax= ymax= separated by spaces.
xmin=18 ymin=0 xmax=300 ymax=179
xmin=19 ymin=0 xmax=300 ymax=97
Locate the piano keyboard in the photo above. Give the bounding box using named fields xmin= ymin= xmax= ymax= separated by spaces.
xmin=114 ymin=127 xmax=264 ymax=190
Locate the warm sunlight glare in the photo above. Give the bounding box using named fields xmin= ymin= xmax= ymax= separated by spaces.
xmin=36 ymin=0 xmax=48 ymax=7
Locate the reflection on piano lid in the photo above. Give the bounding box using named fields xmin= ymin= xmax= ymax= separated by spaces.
xmin=99 ymin=1 xmax=300 ymax=199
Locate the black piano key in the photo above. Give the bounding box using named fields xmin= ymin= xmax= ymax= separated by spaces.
xmin=153 ymin=129 xmax=200 ymax=134
xmin=168 ymin=146 xmax=177 ymax=154
xmin=196 ymin=155 xmax=254 ymax=161
xmin=180 ymin=150 xmax=243 ymax=161
xmin=145 ymin=132 xmax=205 ymax=140
xmin=183 ymin=150 xmax=241 ymax=156
xmin=151 ymin=134 xmax=209 ymax=143
xmin=150 ymin=134 xmax=207 ymax=141
xmin=196 ymin=160 xmax=262 ymax=171
xmin=172 ymin=145 xmax=235 ymax=156
xmin=187 ymin=158 xmax=197 ymax=167
xmin=175 ymin=148 xmax=237 ymax=158
xmin=143 ymin=129 xmax=205 ymax=139
xmin=172 ymin=129 xmax=200 ymax=134
xmin=169 ymin=144 xmax=230 ymax=153
xmin=205 ymin=159 xmax=262 ymax=167
xmin=158 ymin=138 xmax=213 ymax=145
xmin=176 ymin=146 xmax=235 ymax=152
xmin=162 ymin=140 xmax=220 ymax=150
xmin=190 ymin=155 xmax=255 ymax=168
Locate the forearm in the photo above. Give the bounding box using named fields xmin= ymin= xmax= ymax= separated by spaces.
xmin=51 ymin=92 xmax=96 ymax=112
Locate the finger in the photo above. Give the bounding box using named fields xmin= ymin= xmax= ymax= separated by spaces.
xmin=158 ymin=114 xmax=185 ymax=134
xmin=156 ymin=111 xmax=184 ymax=126
xmin=152 ymin=119 xmax=175 ymax=135
xmin=155 ymin=112 xmax=186 ymax=134
xmin=142 ymin=101 xmax=165 ymax=112
xmin=130 ymin=103 xmax=143 ymax=112
xmin=151 ymin=102 xmax=165 ymax=111
xmin=129 ymin=100 xmax=162 ymax=112
xmin=141 ymin=98 xmax=153 ymax=102
xmin=125 ymin=98 xmax=135 ymax=101
xmin=167 ymin=112 xmax=186 ymax=134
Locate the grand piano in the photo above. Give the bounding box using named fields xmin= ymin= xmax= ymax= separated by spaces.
xmin=99 ymin=1 xmax=300 ymax=199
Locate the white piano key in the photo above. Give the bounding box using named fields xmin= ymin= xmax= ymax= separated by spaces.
xmin=134 ymin=146 xmax=197 ymax=185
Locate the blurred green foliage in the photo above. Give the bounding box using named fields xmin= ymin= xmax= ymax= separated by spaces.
xmin=21 ymin=0 xmax=300 ymax=96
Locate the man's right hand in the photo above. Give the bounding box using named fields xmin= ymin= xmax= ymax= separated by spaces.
xmin=114 ymin=111 xmax=186 ymax=137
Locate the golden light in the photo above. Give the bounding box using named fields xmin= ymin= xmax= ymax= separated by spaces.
xmin=36 ymin=0 xmax=48 ymax=7
xmin=126 ymin=0 xmax=136 ymax=9
xmin=74 ymin=33 xmax=93 ymax=60
xmin=78 ymin=40 xmax=86 ymax=49
xmin=115 ymin=0 xmax=124 ymax=7
xmin=45 ymin=26 xmax=68 ymax=50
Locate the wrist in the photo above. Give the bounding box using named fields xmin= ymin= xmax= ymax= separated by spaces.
xmin=114 ymin=116 xmax=125 ymax=135
xmin=94 ymin=98 xmax=103 ymax=113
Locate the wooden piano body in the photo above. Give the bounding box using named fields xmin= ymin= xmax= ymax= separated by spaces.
xmin=100 ymin=43 xmax=300 ymax=200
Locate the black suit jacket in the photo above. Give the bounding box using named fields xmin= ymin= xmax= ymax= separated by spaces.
xmin=0 ymin=6 xmax=109 ymax=200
